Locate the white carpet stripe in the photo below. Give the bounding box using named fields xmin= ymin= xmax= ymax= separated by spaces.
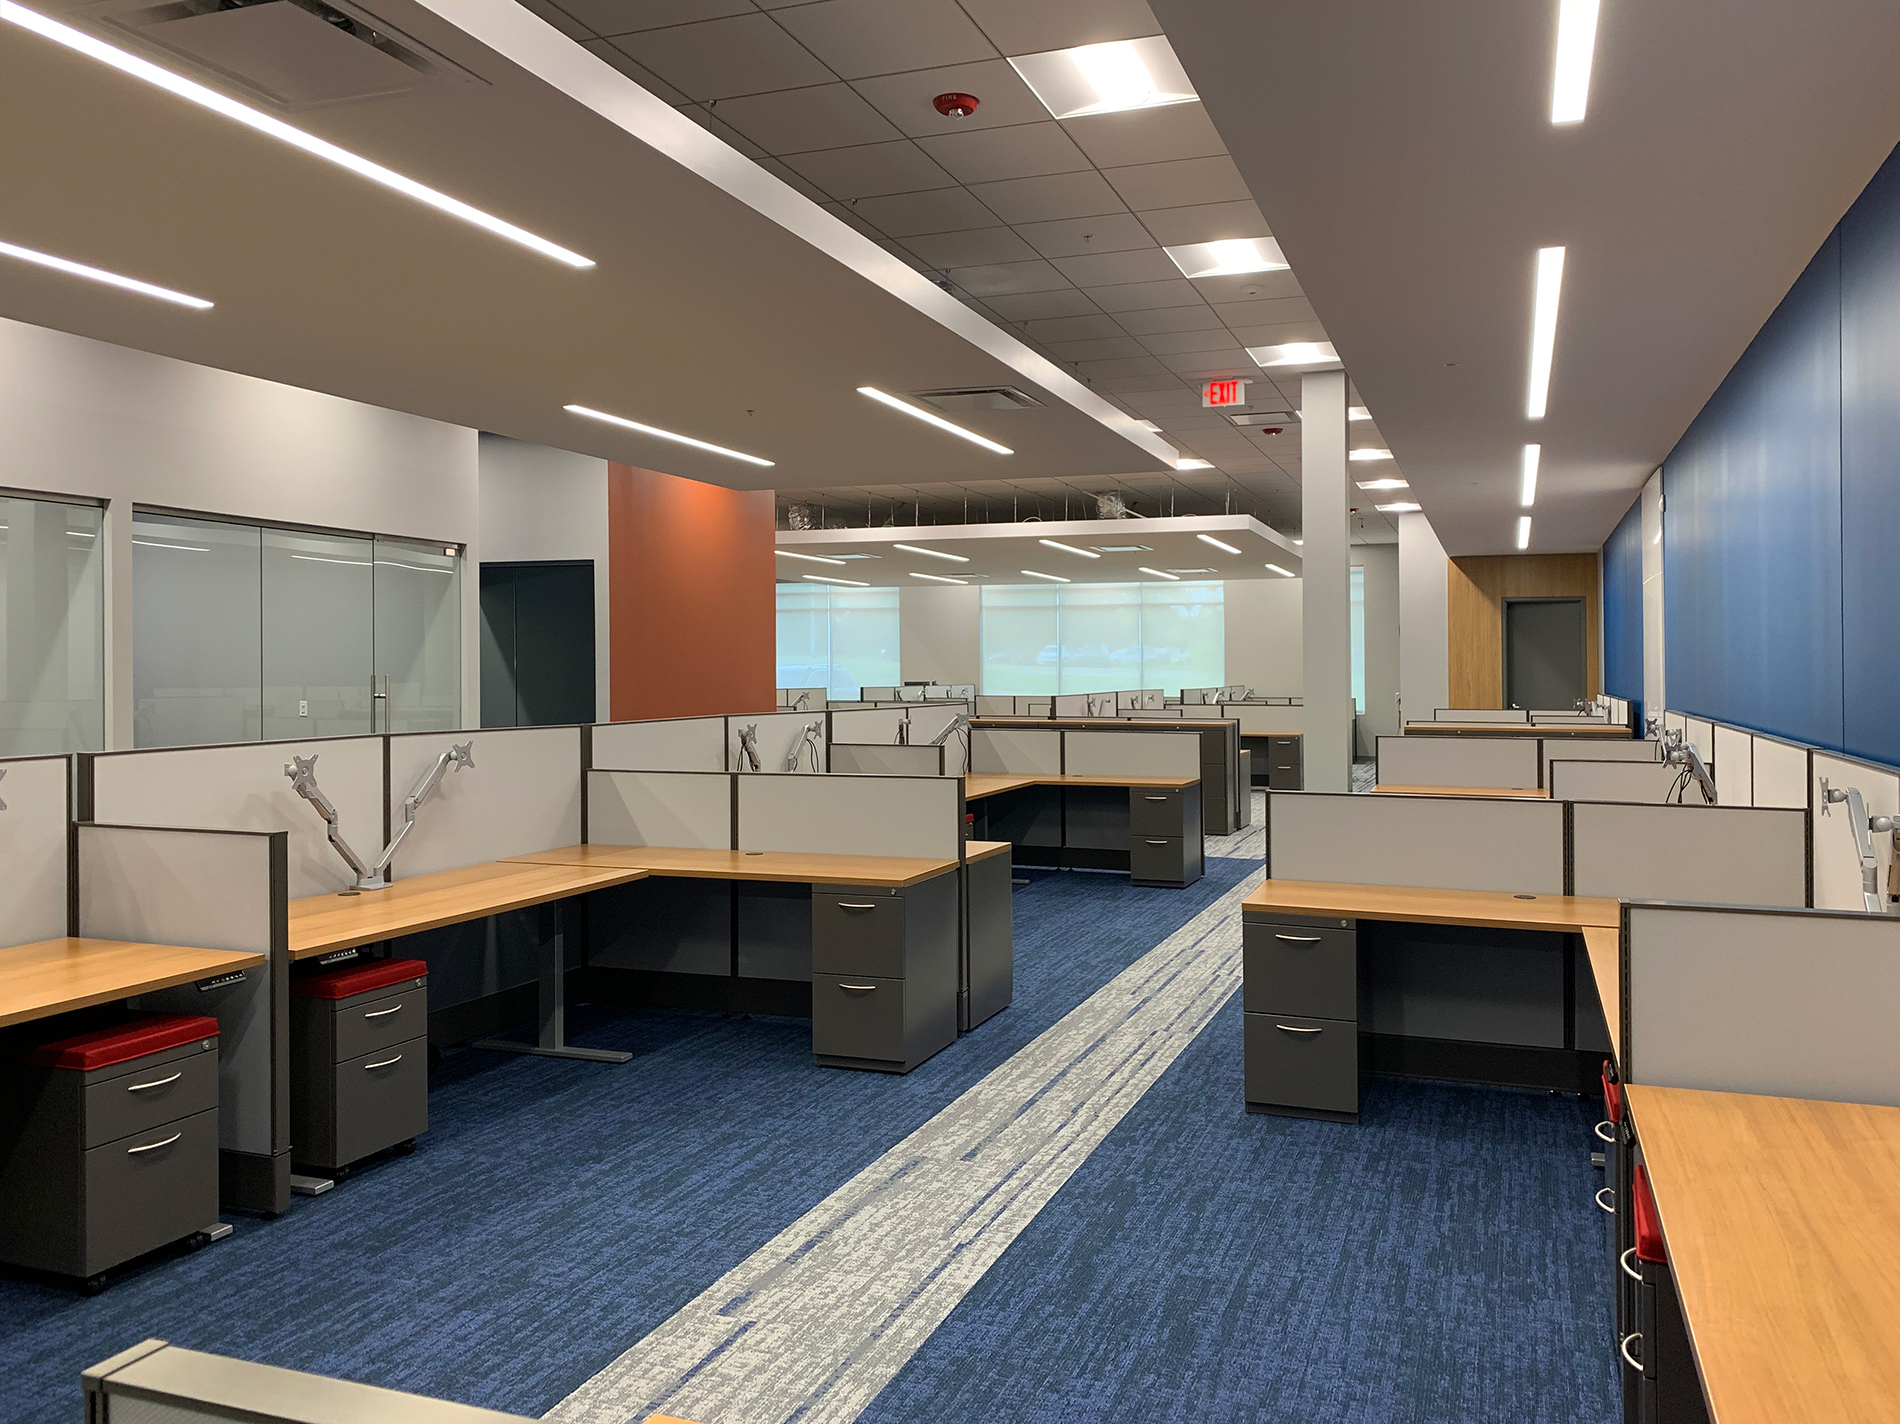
xmin=546 ymin=867 xmax=1262 ymax=1424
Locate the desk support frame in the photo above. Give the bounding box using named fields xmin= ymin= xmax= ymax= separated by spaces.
xmin=471 ymin=899 xmax=631 ymax=1065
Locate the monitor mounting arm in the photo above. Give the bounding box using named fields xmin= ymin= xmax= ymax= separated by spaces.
xmin=1819 ymin=778 xmax=1897 ymax=913
xmin=287 ymin=742 xmax=474 ymax=892
xmin=736 ymin=723 xmax=761 ymax=772
xmin=784 ymin=720 xmax=823 ymax=772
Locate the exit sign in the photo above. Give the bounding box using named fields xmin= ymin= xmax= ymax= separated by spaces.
xmin=1201 ymin=378 xmax=1249 ymax=408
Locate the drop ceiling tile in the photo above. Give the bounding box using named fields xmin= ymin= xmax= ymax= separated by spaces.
xmin=981 ymin=289 xmax=1100 ymax=319
xmin=773 ymin=0 xmax=995 ymax=79
xmin=957 ymin=0 xmax=1162 ymax=53
xmin=852 ymin=60 xmax=1047 ymax=137
xmin=1113 ymin=304 xmax=1223 ymax=336
xmin=1137 ymin=328 xmax=1249 ymax=357
xmin=559 ymin=0 xmax=754 ymax=35
xmin=518 ymin=0 xmax=597 ymax=42
xmin=947 ymin=259 xmax=1072 ymax=296
xmin=913 ymin=122 xmax=1091 ymax=184
xmin=1073 ymin=356 xmax=1172 ymax=378
xmin=1159 ymin=349 xmax=1253 ymax=375
xmin=968 ymin=169 xmax=1124 ymax=224
xmin=1023 ymin=313 xmax=1127 ymax=341
xmin=1226 ymin=320 xmax=1329 ymax=348
xmin=613 ymin=14 xmax=835 ymax=100
xmin=1012 ymin=212 xmax=1153 ymax=260
xmin=1102 ymin=155 xmax=1251 ymax=211
xmin=903 ymin=226 xmax=1040 ymax=267
xmin=780 ymin=140 xmax=957 ymax=200
xmin=1136 ymin=198 xmax=1271 ymax=247
xmin=714 ymin=84 xmax=904 ymax=154
xmin=583 ymin=39 xmax=690 ymax=102
xmin=1090 ymin=373 xmax=1188 ymax=394
xmin=1087 ymin=276 xmax=1203 ymax=311
xmin=674 ymin=103 xmax=770 ymax=158
xmin=1062 ymin=103 xmax=1227 ymax=168
xmin=1042 ymin=336 xmax=1150 ymax=361
xmin=1210 ymin=295 xmax=1317 ymax=327
xmin=1051 ymin=247 xmax=1177 ymax=286
xmin=1191 ymin=269 xmax=1304 ymax=304
xmin=849 ymin=186 xmax=1000 ymax=236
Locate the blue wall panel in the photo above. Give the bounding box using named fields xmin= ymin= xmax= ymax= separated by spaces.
xmin=1840 ymin=150 xmax=1900 ymax=766
xmin=1601 ymin=494 xmax=1643 ymax=720
xmin=1663 ymin=228 xmax=1843 ymax=749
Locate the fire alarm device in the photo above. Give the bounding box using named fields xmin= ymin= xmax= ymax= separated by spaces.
xmin=933 ymin=92 xmax=980 ymax=117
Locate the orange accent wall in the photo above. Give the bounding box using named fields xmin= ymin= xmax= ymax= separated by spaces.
xmin=607 ymin=463 xmax=775 ymax=720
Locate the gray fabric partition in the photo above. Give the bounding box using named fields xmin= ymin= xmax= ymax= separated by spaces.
xmin=1266 ymin=791 xmax=1565 ymax=893
xmin=1571 ymin=803 xmax=1807 ymax=906
xmin=0 ymin=754 xmax=70 ymax=946
xmin=1376 ymin=735 xmax=1539 ymax=789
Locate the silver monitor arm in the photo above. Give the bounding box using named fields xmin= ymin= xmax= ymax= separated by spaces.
xmin=736 ymin=723 xmax=761 ymax=772
xmin=287 ymin=742 xmax=474 ymax=892
xmin=896 ymin=709 xmax=911 ymax=746
xmin=792 ymin=691 xmax=811 ymax=711
xmin=0 ymin=766 xmax=8 ymax=811
xmin=377 ymin=742 xmax=474 ymax=878
xmin=1819 ymin=778 xmax=1897 ymax=913
xmin=1658 ymin=728 xmax=1717 ymax=805
xmin=1086 ymin=694 xmax=1113 ymax=717
xmin=784 ymin=720 xmax=824 ymax=772
xmin=929 ymin=712 xmax=971 ymax=773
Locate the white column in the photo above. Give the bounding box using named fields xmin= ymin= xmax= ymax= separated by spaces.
xmin=1300 ymin=368 xmax=1352 ymax=790
xmin=1398 ymin=511 xmax=1450 ymax=725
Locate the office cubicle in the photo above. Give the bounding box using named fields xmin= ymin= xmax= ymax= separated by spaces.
xmin=0 ymin=753 xmax=73 ymax=946
xmin=1375 ymin=734 xmax=1540 ymax=790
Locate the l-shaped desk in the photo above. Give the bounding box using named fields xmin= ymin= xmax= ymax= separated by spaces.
xmin=0 ymin=938 xmax=267 ymax=1030
xmin=963 ymin=774 xmax=1203 ymax=887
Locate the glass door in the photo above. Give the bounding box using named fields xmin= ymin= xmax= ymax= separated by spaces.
xmin=374 ymin=538 xmax=461 ymax=733
xmin=133 ymin=513 xmax=262 ymax=748
xmin=0 ymin=495 xmax=105 ymax=754
xmin=263 ymin=528 xmax=374 ymax=739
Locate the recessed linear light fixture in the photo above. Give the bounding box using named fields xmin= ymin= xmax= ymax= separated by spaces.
xmin=1348 ymin=406 xmax=1371 ymax=421
xmin=1197 ymin=534 xmax=1241 ymax=554
xmin=567 ymin=405 xmax=773 ymax=467
xmin=1265 ymin=563 xmax=1295 ymax=578
xmin=1167 ymin=568 xmax=1216 ymax=574
xmin=1551 ymin=0 xmax=1602 ymax=125
xmin=1138 ymin=566 xmax=1180 ymax=580
xmin=0 ymin=239 xmax=212 ymax=309
xmin=1526 ymin=246 xmax=1566 ymax=419
xmin=0 ymin=1 xmax=592 ymax=269
xmin=777 ymin=549 xmax=846 ymax=566
xmin=857 ymin=387 xmax=1011 ymax=455
xmin=1176 ymin=458 xmax=1213 ymax=470
xmin=1521 ymin=443 xmax=1541 ymax=507
xmin=1021 ymin=569 xmax=1070 ymax=583
xmin=892 ymin=542 xmax=970 ymax=562
xmin=1375 ymin=502 xmax=1422 ymax=514
xmin=1038 ymin=539 xmax=1100 ymax=558
xmin=1090 ymin=544 xmax=1152 ymax=553
xmin=804 ymin=574 xmax=869 ymax=587
xmin=1134 ymin=420 xmax=1163 ymax=432
xmin=1009 ymin=36 xmax=1197 ymax=120
xmin=1293 ymin=539 xmax=1304 ymax=545
xmin=1356 ymin=478 xmax=1409 ymax=491
xmin=1348 ymin=448 xmax=1393 ymax=462
xmin=1249 ymin=341 xmax=1340 ymax=369
xmin=1516 ymin=515 xmax=1533 ymax=550
xmin=909 ymin=571 xmax=967 ymax=584
xmin=1163 ymin=237 xmax=1288 ymax=280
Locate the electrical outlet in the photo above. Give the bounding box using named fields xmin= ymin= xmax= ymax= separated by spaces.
xmin=299 ymin=700 xmax=309 ymax=717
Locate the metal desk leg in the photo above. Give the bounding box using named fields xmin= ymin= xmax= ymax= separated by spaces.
xmin=472 ymin=900 xmax=631 ymax=1064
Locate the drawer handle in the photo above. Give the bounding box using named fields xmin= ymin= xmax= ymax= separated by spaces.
xmin=126 ymin=1071 xmax=183 ymax=1093
xmin=1594 ymin=1120 xmax=1616 ymax=1144
xmin=1142 ymin=795 xmax=1169 ymax=802
xmin=363 ymin=1053 xmax=403 ymax=1071
xmin=363 ymin=1004 xmax=404 ymax=1019
xmin=127 ymin=1132 xmax=182 ymax=1155
xmin=1595 ymin=1187 xmax=1616 ymax=1214
xmin=837 ymin=902 xmax=879 ymax=911
xmin=1619 ymin=1333 xmax=1643 ymax=1372
xmin=1621 ymin=1247 xmax=1643 ymax=1283
xmin=838 ymin=983 xmax=878 ymax=992
xmin=1144 ymin=839 xmax=1169 ymax=845
xmin=1274 ymin=1024 xmax=1322 ymax=1035
xmin=1274 ymin=934 xmax=1323 ymax=944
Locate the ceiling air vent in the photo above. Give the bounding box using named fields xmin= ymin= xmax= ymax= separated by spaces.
xmin=914 ymin=387 xmax=1042 ymax=413
xmin=68 ymin=0 xmax=477 ymax=109
xmin=1228 ymin=411 xmax=1296 ymax=427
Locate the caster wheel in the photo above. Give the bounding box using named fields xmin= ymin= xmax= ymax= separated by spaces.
xmin=393 ymin=1140 xmax=417 ymax=1157
xmin=81 ymin=1275 xmax=107 ymax=1297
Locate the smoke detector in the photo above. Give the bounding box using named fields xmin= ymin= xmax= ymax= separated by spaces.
xmin=933 ymin=92 xmax=980 ymax=117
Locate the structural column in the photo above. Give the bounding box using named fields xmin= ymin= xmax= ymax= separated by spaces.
xmin=1300 ymin=368 xmax=1352 ymax=791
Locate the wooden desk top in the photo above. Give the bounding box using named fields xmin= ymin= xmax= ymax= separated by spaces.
xmin=0 ymin=938 xmax=267 ymax=1028
xmin=1404 ymin=721 xmax=1631 ymax=738
xmin=965 ymin=839 xmax=1012 ymax=865
xmin=962 ymin=773 xmax=1200 ymax=800
xmin=1243 ymin=879 xmax=1622 ymax=932
xmin=1582 ymin=924 xmax=1619 ymax=1064
xmin=288 ymin=860 xmax=650 ymax=959
xmin=507 ymin=844 xmax=962 ymax=888
xmin=1372 ymin=784 xmax=1551 ymax=798
xmin=1625 ymin=1085 xmax=1900 ymax=1424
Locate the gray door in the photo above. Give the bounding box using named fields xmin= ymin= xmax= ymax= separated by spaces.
xmin=1504 ymin=598 xmax=1585 ymax=709
xmin=479 ymin=561 xmax=595 ymax=726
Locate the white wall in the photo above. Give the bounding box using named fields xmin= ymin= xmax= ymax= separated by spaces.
xmin=1398 ymin=512 xmax=1450 ymax=725
xmin=0 ymin=318 xmax=480 ymax=746
xmin=477 ymin=435 xmax=612 ymax=722
xmin=899 ymin=583 xmax=980 ymax=686
xmin=1358 ymin=543 xmax=1400 ymax=741
xmin=1225 ymin=578 xmax=1303 ymax=696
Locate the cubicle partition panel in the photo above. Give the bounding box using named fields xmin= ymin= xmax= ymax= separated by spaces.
xmin=1622 ymin=903 xmax=1900 ymax=1105
xmin=78 ymin=822 xmax=289 ymax=1214
xmin=1061 ymin=729 xmax=1200 ymax=779
xmin=1375 ymin=735 xmax=1540 ymax=790
xmin=975 ymin=696 xmax=1014 ymax=715
xmin=737 ymin=774 xmax=962 ymax=862
xmin=728 ymin=711 xmax=829 ymax=775
xmin=1751 ymin=734 xmax=1809 ymax=809
xmin=0 ymin=754 xmax=71 ymax=945
xmin=589 ymin=716 xmax=725 ymax=773
xmin=1809 ymin=751 xmax=1900 ymax=913
xmin=1570 ymin=802 xmax=1809 ymax=907
xmin=1266 ymin=791 xmax=1566 ymax=893
xmin=85 ymin=736 xmax=385 ymax=900
xmin=1531 ymin=710 xmax=1609 ymax=723
xmin=776 ymin=687 xmax=827 ymax=711
xmin=829 ymin=743 xmax=946 ymax=777
xmin=972 ymin=727 xmax=1062 ymax=776
xmin=1115 ymin=690 xmax=1164 ymax=711
xmin=829 ymin=707 xmax=906 ymax=745
xmin=1176 ymin=705 xmax=1226 ymax=719
xmin=1434 ymin=708 xmax=1530 ymax=723
xmin=1712 ymin=723 xmax=1754 ymax=805
xmin=1535 ymin=736 xmax=1660 ymax=786
xmin=386 ymin=727 xmax=582 ymax=877
xmin=586 ymin=770 xmax=733 ymax=848
xmin=1546 ymin=759 xmax=1711 ymax=805
xmin=1225 ymin=705 xmax=1302 ymax=735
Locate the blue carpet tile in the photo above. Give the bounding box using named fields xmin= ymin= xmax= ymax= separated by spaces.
xmin=0 ymin=858 xmax=1256 ymax=1424
xmin=859 ymin=1000 xmax=1619 ymax=1424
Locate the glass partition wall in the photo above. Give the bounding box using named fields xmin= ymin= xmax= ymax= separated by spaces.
xmin=0 ymin=494 xmax=105 ymax=755
xmin=134 ymin=511 xmax=461 ymax=748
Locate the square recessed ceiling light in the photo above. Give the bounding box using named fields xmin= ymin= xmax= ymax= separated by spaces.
xmin=1089 ymin=544 xmax=1152 ymax=553
xmin=1348 ymin=448 xmax=1393 ymax=462
xmin=1229 ymin=411 xmax=1295 ymax=428
xmin=1248 ymin=341 xmax=1340 ymax=369
xmin=1356 ymin=479 xmax=1409 ymax=491
xmin=1375 ymin=502 xmax=1422 ymax=513
xmin=1163 ymin=237 xmax=1288 ymax=279
xmin=1009 ymin=37 xmax=1197 ymax=120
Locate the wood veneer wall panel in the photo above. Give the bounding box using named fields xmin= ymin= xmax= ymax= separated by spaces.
xmin=1448 ymin=553 xmax=1600 ymax=708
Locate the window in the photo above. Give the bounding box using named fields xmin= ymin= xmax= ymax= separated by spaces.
xmin=980 ymin=582 xmax=1223 ymax=695
xmin=134 ymin=511 xmax=461 ymax=748
xmin=0 ymin=494 xmax=104 ymax=755
xmin=1351 ymin=564 xmax=1366 ymax=715
xmin=775 ymin=583 xmax=899 ymax=697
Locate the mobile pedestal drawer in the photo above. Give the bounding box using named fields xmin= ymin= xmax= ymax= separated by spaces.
xmin=291 ymin=959 xmax=428 ymax=1175
xmin=811 ymin=873 xmax=958 ymax=1073
xmin=0 ymin=1012 xmax=222 ymax=1286
xmin=1127 ymin=783 xmax=1204 ymax=888
xmin=1242 ymin=912 xmax=1360 ymax=1121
